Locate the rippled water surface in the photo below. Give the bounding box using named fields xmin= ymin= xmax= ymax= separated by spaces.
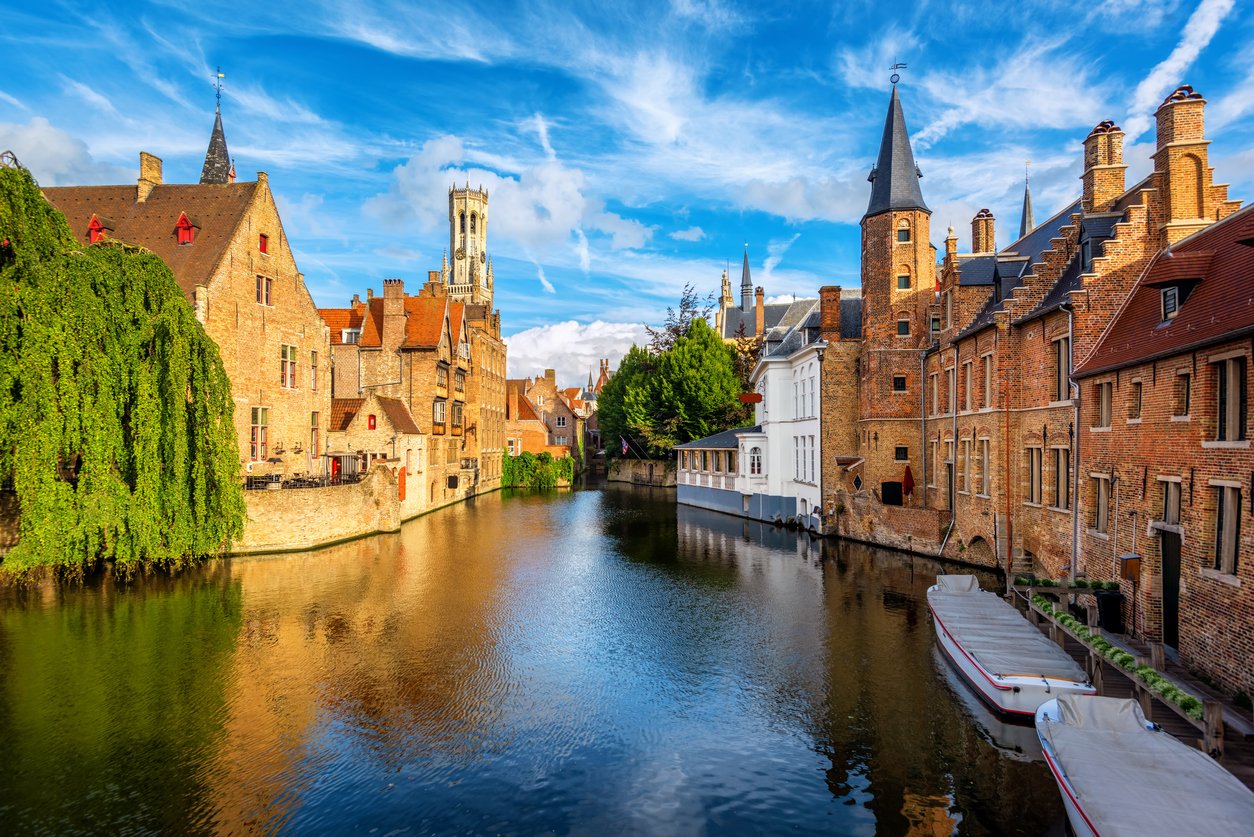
xmin=0 ymin=483 xmax=1066 ymax=834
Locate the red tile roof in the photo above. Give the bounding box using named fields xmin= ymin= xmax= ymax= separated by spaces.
xmin=516 ymin=395 xmax=541 ymax=422
xmin=330 ymin=398 xmax=364 ymax=432
xmin=376 ymin=397 xmax=421 ymax=435
xmin=42 ymin=183 xmax=259 ymax=301
xmin=319 ymin=306 xmax=365 ymax=344
xmin=448 ymin=302 xmax=465 ymax=347
xmin=403 ymin=296 xmax=447 ymax=348
xmin=1078 ymin=205 xmax=1254 ymax=376
xmin=358 ymin=298 xmax=386 ymax=347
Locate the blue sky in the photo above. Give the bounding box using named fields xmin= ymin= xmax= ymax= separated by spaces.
xmin=1 ymin=0 xmax=1251 ymax=383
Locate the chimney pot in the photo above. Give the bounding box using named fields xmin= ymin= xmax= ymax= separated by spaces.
xmin=755 ymin=287 xmax=765 ymax=336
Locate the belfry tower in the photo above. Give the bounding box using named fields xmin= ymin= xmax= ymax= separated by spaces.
xmin=447 ymin=183 xmax=493 ymax=306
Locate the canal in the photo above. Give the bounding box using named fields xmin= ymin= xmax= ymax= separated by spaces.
xmin=0 ymin=483 xmax=1065 ymax=835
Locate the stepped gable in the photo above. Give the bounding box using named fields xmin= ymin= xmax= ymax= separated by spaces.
xmin=1077 ymin=203 xmax=1254 ymax=376
xmin=42 ymin=182 xmax=257 ymax=300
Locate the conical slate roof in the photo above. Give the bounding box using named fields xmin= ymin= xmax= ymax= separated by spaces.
xmin=199 ymin=107 xmax=232 ymax=185
xmin=1020 ymin=178 xmax=1035 ymax=238
xmin=865 ymin=85 xmax=928 ymax=218
xmin=739 ymin=247 xmax=753 ymax=312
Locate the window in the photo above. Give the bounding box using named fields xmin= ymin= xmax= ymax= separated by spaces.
xmin=1128 ymin=381 xmax=1142 ymax=420
xmin=343 ymin=329 xmax=360 ymax=345
xmin=1174 ymin=373 xmax=1191 ymax=417
xmin=897 ymin=221 xmax=910 ymax=242
xmin=507 ymin=438 xmax=517 ymax=455
xmin=982 ymin=354 xmax=993 ymax=408
xmin=1215 ymin=355 xmax=1247 ymax=441
xmin=700 ymin=450 xmax=708 ymax=471
xmin=1053 ymin=337 xmax=1070 ymax=401
xmin=810 ymin=374 xmax=816 ymax=417
xmin=944 ymin=291 xmax=953 ymax=329
xmin=1091 ymin=476 xmax=1111 ymax=534
xmin=452 ymin=403 xmax=463 ymax=427
xmin=963 ymin=361 xmax=973 ymax=412
xmin=256 ymin=275 xmax=272 ymax=305
xmin=310 ymin=351 xmax=318 ymax=391
xmin=88 ymin=218 xmax=106 ymax=244
xmin=259 ymin=233 xmax=269 ymax=254
xmin=176 ymin=214 xmax=195 ymax=245
xmin=368 ymin=414 xmax=376 ymax=430
xmin=1161 ymin=480 xmax=1181 ymax=525
xmin=959 ymin=439 xmax=970 ymax=492
xmin=750 ymin=447 xmax=762 ymax=475
xmin=470 ymin=214 xmax=477 ymax=234
xmin=311 ymin=412 xmax=319 ymax=456
xmin=897 ymin=319 xmax=910 ymax=336
xmin=1162 ymin=287 xmax=1179 ymax=320
xmin=455 ymin=370 xmax=465 ymax=392
xmin=250 ymin=407 xmax=269 ymax=461
xmin=794 ymin=437 xmax=800 ymax=480
xmin=897 ymin=273 xmax=911 ymax=290
xmin=434 ymin=401 xmax=447 ymax=424
xmin=555 ymin=434 xmax=567 ymax=445
xmin=1214 ymin=485 xmax=1241 ymax=574
xmin=728 ymin=452 xmax=737 ymax=473
xmin=931 ymin=314 xmax=940 ymax=335
xmin=556 ymin=415 xmax=567 ymax=428
xmin=979 ymin=439 xmax=990 ymax=495
xmin=1094 ymin=381 xmax=1112 ymax=428
xmin=930 ymin=373 xmax=939 ymax=416
xmin=1025 ymin=448 xmax=1042 ymax=505
xmin=437 ymin=366 xmax=448 ymax=388
xmin=948 ymin=367 xmax=957 ymax=413
xmin=929 ymin=440 xmax=938 ymax=487
xmin=1081 ymin=238 xmax=1093 ymax=273
xmin=280 ymin=344 xmax=297 ymax=388
xmin=895 ymin=446 xmax=909 ymax=462
xmin=1051 ymin=448 xmax=1071 ymax=510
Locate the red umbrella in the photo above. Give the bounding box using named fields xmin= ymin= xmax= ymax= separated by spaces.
xmin=902 ymin=465 xmax=915 ymax=498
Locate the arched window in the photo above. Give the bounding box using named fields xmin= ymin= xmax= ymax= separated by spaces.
xmin=750 ymin=447 xmax=763 ymax=475
xmin=470 ymin=213 xmax=477 ymax=234
xmin=459 ymin=212 xmax=466 ymax=234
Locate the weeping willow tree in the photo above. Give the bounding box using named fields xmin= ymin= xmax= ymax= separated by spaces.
xmin=0 ymin=161 xmax=244 ymax=579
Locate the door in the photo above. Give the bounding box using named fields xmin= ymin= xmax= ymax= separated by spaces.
xmin=1161 ymin=532 xmax=1181 ymax=649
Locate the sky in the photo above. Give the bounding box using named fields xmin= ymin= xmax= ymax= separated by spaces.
xmin=1 ymin=0 xmax=1251 ymax=385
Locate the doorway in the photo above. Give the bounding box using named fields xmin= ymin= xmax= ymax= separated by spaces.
xmin=1161 ymin=532 xmax=1181 ymax=650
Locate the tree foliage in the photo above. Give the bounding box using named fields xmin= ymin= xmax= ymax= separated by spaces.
xmin=502 ymin=451 xmax=575 ymax=489
xmin=0 ymin=164 xmax=245 ymax=579
xmin=600 ymin=315 xmax=751 ymax=459
xmin=644 ymin=282 xmax=715 ymax=354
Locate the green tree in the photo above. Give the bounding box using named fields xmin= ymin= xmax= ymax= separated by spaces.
xmin=0 ymin=163 xmax=244 ymax=579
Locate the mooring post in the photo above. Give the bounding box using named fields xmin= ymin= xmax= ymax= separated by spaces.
xmin=1149 ymin=641 xmax=1165 ymax=671
xmin=1050 ymin=621 xmax=1065 ymax=648
xmin=1202 ymin=700 xmax=1225 ymax=761
xmin=1088 ymin=653 xmax=1104 ymax=695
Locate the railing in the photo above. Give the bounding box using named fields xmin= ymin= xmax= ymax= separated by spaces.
xmin=243 ymin=473 xmax=363 ymax=490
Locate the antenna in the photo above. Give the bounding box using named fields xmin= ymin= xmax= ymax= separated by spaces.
xmin=890 ymin=62 xmax=907 ymax=85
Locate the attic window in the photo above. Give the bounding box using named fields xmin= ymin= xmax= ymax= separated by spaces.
xmin=1162 ymin=286 xmax=1179 ymax=320
xmin=368 ymin=414 xmax=376 ymax=430
xmin=259 ymin=233 xmax=269 ymax=254
xmin=88 ymin=217 xmax=106 ymax=244
xmin=175 ymin=213 xmax=195 ymax=245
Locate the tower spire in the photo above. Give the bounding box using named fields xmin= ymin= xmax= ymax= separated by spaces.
xmin=1019 ymin=161 xmax=1035 ymax=238
xmin=740 ymin=243 xmax=753 ymax=312
xmin=200 ymin=68 xmax=232 ymax=185
xmin=864 ymin=83 xmax=928 ymax=218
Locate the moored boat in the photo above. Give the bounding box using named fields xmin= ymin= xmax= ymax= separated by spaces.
xmin=927 ymin=574 xmax=1094 ymax=716
xmin=1035 ymin=695 xmax=1254 ymax=837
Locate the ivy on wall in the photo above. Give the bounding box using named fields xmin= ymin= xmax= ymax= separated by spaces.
xmin=0 ymin=165 xmax=244 ymax=579
xmin=502 ymin=451 xmax=575 ymax=489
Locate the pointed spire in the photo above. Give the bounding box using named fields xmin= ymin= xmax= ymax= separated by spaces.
xmin=200 ymin=104 xmax=232 ymax=184
xmin=865 ymin=84 xmax=928 ymax=219
xmin=1019 ymin=163 xmax=1035 ymax=238
xmin=740 ymin=244 xmax=753 ymax=312
xmin=587 ymin=368 xmax=594 ymax=389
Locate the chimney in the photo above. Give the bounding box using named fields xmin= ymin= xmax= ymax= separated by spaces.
xmin=944 ymin=225 xmax=958 ymax=265
xmin=366 ymin=288 xmax=374 ymax=301
xmin=137 ymin=152 xmax=162 ymax=202
xmin=509 ymin=384 xmax=519 ymax=420
xmin=754 ymin=286 xmax=765 ymax=335
xmin=351 ymin=293 xmax=361 ymax=306
xmin=545 ymin=368 xmax=556 ymax=389
xmin=1153 ymin=85 xmax=1222 ymax=244
xmin=819 ymin=286 xmax=842 ymax=340
xmin=1082 ymin=120 xmax=1126 ymax=213
xmin=381 ymin=278 xmax=405 ymax=349
xmin=971 ymin=209 xmax=995 ymax=254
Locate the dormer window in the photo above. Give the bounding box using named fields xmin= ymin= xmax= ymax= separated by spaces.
xmin=175 ymin=212 xmax=195 ymax=246
xmin=87 ymin=216 xmax=108 ymax=244
xmin=259 ymin=233 xmax=269 ymax=254
xmin=1081 ymin=239 xmax=1093 ymax=273
xmin=1162 ymin=286 xmax=1180 ymax=320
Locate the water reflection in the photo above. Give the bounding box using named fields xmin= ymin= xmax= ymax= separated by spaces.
xmin=0 ymin=483 xmax=1064 ymax=834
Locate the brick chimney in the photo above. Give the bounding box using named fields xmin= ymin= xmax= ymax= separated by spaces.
xmin=381 ymin=278 xmax=405 ymax=350
xmin=366 ymin=288 xmax=374 ymax=301
xmin=1153 ymin=85 xmax=1225 ymax=244
xmin=819 ymin=286 xmax=842 ymax=340
xmin=971 ymin=209 xmax=995 ymax=254
xmin=754 ymin=286 xmax=765 ymax=335
xmin=944 ymin=225 xmax=958 ymax=268
xmin=509 ymin=384 xmax=519 ymax=419
xmin=544 ymin=368 xmax=556 ymax=389
xmin=1082 ymin=120 xmax=1126 ymax=213
xmin=137 ymin=152 xmax=162 ymax=202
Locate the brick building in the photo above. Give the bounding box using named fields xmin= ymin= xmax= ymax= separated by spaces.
xmin=42 ymin=104 xmax=331 ymax=478
xmin=504 ymin=370 xmax=582 ymax=459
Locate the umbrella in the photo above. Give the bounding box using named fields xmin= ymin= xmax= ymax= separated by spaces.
xmin=902 ymin=464 xmax=915 ymax=498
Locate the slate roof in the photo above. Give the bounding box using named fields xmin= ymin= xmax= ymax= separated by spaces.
xmin=1015 ymin=210 xmax=1125 ymax=325
xmin=840 ymin=297 xmax=863 ymax=339
xmin=42 ymin=182 xmax=258 ymax=301
xmin=719 ymin=301 xmax=795 ymax=339
xmin=330 ymin=398 xmax=364 ymax=432
xmin=200 ymin=107 xmax=232 ymax=185
xmin=955 ymin=255 xmax=998 ymax=286
xmin=1020 ymin=180 xmax=1034 ymax=239
xmin=1077 ymin=204 xmax=1254 ymax=377
xmin=865 ymin=85 xmax=928 ymax=218
xmin=675 ymin=425 xmax=761 ymax=450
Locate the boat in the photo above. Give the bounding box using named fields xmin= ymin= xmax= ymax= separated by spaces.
xmin=930 ymin=646 xmax=1042 ymax=762
xmin=1036 ymin=695 xmax=1254 ymax=836
xmin=927 ymin=574 xmax=1095 ymax=716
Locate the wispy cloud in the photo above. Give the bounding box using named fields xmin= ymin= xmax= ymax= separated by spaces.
xmin=0 ymin=90 xmax=27 ymax=111
xmin=670 ymin=226 xmax=705 ymax=241
xmin=534 ymin=262 xmax=556 ymax=294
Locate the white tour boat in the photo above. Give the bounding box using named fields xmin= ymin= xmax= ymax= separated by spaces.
xmin=1036 ymin=695 xmax=1254 ymax=837
xmin=927 ymin=574 xmax=1094 ymax=716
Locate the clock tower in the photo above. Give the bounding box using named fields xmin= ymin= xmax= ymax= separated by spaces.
xmin=446 ymin=183 xmax=493 ymax=306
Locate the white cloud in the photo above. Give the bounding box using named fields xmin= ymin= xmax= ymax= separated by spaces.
xmin=1123 ymin=0 xmax=1236 ymax=140
xmin=762 ymin=232 xmax=800 ymax=281
xmin=0 ymin=90 xmax=27 ymax=111
xmin=505 ymin=320 xmax=649 ymax=385
xmin=0 ymin=117 xmax=130 ymax=186
xmin=670 ymin=226 xmax=705 ymax=241
xmin=534 ymin=262 xmax=556 ymax=294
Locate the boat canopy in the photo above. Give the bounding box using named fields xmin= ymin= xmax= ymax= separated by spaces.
xmin=929 ymin=575 xmax=1088 ymax=682
xmin=1040 ymin=695 xmax=1254 ymax=836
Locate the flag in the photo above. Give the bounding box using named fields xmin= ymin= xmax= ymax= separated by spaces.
xmin=621 ymin=436 xmax=629 ymax=456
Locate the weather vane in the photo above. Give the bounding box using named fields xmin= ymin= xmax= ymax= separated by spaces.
xmin=214 ymin=66 xmax=225 ymax=106
xmin=1025 ymin=159 xmax=1031 ymax=184
xmin=890 ymin=63 xmax=907 ymax=85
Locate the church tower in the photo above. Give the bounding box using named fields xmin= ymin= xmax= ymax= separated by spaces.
xmin=447 ymin=183 xmax=492 ymax=306
xmin=859 ymin=82 xmax=935 ymax=495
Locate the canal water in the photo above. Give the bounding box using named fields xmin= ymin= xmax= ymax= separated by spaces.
xmin=0 ymin=483 xmax=1065 ymax=835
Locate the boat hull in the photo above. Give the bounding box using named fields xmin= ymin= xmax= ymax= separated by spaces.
xmin=1035 ymin=700 xmax=1099 ymax=837
xmin=929 ymin=599 xmax=1095 ymax=717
